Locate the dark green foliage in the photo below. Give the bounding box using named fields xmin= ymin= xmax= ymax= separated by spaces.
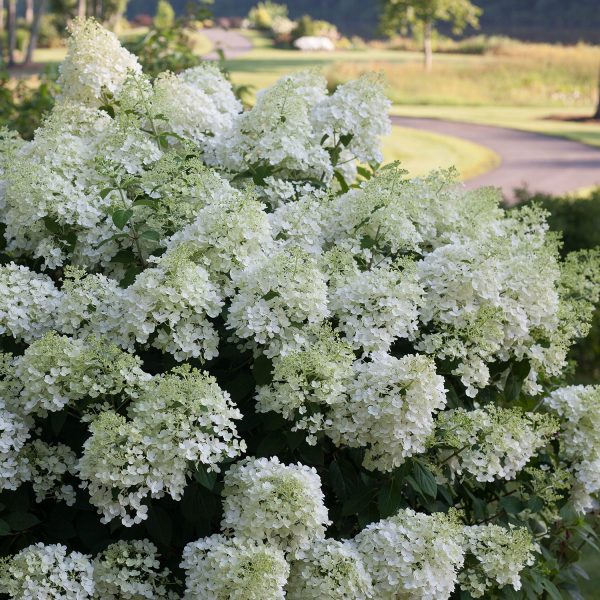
xmin=0 ymin=69 xmax=59 ymax=140
xmin=515 ymin=188 xmax=600 ymax=383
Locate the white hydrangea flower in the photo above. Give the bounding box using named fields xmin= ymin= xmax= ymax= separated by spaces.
xmin=57 ymin=18 xmax=141 ymax=106
xmin=93 ymin=539 xmax=176 ymax=599
xmin=255 ymin=325 xmax=353 ymax=443
xmin=181 ymin=534 xmax=289 ymax=600
xmin=354 ymin=509 xmax=465 ymax=600
xmin=126 ymin=247 xmax=223 ymax=361
xmin=0 ymin=543 xmax=95 ymax=599
xmin=221 ymin=457 xmax=331 ymax=558
xmin=213 ymin=71 xmax=331 ymax=180
xmin=459 ymin=524 xmax=536 ymax=598
xmin=324 ymin=167 xmax=422 ymax=261
xmin=22 ymin=440 xmax=78 ymax=505
xmin=544 ymin=385 xmax=600 ymax=512
xmin=312 ymin=73 xmax=391 ymax=165
xmin=152 ymin=71 xmax=232 ymax=147
xmin=15 ymin=332 xmax=149 ymax=416
xmin=79 ymin=366 xmax=244 ymax=525
xmin=267 ymin=188 xmax=331 ymax=255
xmin=436 ymin=406 xmax=558 ymax=483
xmin=417 ymin=207 xmax=562 ymax=396
xmin=329 ymin=261 xmax=423 ymax=353
xmin=287 ymin=539 xmax=373 ymax=600
xmin=54 ymin=267 xmax=133 ymax=349
xmin=0 ymin=263 xmax=61 ymax=343
xmin=227 ymin=247 xmax=329 ymax=357
xmin=329 ymin=353 xmax=447 ymax=472
xmin=165 ymin=190 xmax=273 ymax=295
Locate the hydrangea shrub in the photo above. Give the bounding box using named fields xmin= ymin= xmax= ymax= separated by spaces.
xmin=0 ymin=19 xmax=599 ymax=599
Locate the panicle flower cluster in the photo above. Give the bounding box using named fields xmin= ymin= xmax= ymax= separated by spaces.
xmin=329 ymin=353 xmax=447 ymax=471
xmin=354 ymin=508 xmax=465 ymax=600
xmin=417 ymin=207 xmax=563 ymax=396
xmin=79 ymin=366 xmax=244 ymax=525
xmin=15 ymin=332 xmax=149 ymax=416
xmin=57 ymin=18 xmax=142 ymax=106
xmin=544 ymin=385 xmax=600 ymax=511
xmin=151 ymin=66 xmax=241 ymax=148
xmin=0 ymin=385 xmax=31 ymax=491
xmin=181 ymin=534 xmax=289 ymax=600
xmin=92 ymin=539 xmax=176 ymax=599
xmin=221 ymin=457 xmax=331 ymax=558
xmin=0 ymin=543 xmax=95 ymax=599
xmin=227 ymin=247 xmax=329 ymax=356
xmin=255 ymin=325 xmax=354 ymax=443
xmin=0 ymin=263 xmax=61 ymax=342
xmin=312 ymin=73 xmax=391 ymax=167
xmin=436 ymin=406 xmax=558 ymax=482
xmin=459 ymin=524 xmax=536 ymax=598
xmin=286 ymin=539 xmax=374 ymax=600
xmin=22 ymin=439 xmax=78 ymax=505
xmin=328 ymin=260 xmax=423 ymax=353
xmin=213 ymin=72 xmax=331 ymax=179
xmin=127 ymin=247 xmax=223 ymax=360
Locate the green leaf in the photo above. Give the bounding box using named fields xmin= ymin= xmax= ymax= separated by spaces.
xmin=412 ymin=461 xmax=437 ymax=499
xmin=181 ymin=483 xmax=216 ymax=525
xmin=252 ymin=355 xmax=273 ymax=386
xmin=145 ymin=505 xmax=172 ymax=546
xmin=50 ymin=410 xmax=68 ymax=436
xmin=139 ymin=229 xmax=161 ymax=242
xmin=540 ymin=579 xmax=563 ymax=600
xmin=500 ymin=495 xmax=524 ymax=515
xmin=333 ymin=170 xmax=350 ymax=194
xmin=99 ymin=187 xmax=114 ymax=199
xmin=112 ymin=209 xmax=134 ymax=230
xmin=0 ymin=518 xmax=10 ymax=536
xmin=339 ymin=132 xmax=354 ymax=147
xmin=5 ymin=512 xmax=40 ymax=531
xmin=504 ymin=360 xmax=530 ymax=402
xmin=194 ymin=465 xmax=218 ymax=491
xmin=356 ymin=165 xmax=372 ymax=180
xmin=378 ymin=477 xmax=404 ymax=518
xmin=256 ymin=432 xmax=286 ymax=457
xmin=132 ymin=198 xmax=159 ymax=208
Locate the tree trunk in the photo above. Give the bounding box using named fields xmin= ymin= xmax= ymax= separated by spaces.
xmin=24 ymin=0 xmax=47 ymax=65
xmin=0 ymin=0 xmax=5 ymax=32
xmin=423 ymin=19 xmax=433 ymax=72
xmin=25 ymin=0 xmax=34 ymax=24
xmin=7 ymin=0 xmax=16 ymax=67
xmin=77 ymin=0 xmax=86 ymax=19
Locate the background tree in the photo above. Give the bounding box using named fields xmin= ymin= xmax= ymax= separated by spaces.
xmin=379 ymin=0 xmax=481 ymax=71
xmin=154 ymin=0 xmax=175 ymax=29
xmin=24 ymin=0 xmax=48 ymax=65
xmin=6 ymin=0 xmax=16 ymax=67
xmin=595 ymin=65 xmax=600 ymax=120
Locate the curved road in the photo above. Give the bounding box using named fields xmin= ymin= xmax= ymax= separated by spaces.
xmin=392 ymin=116 xmax=600 ymax=201
xmin=202 ymin=28 xmax=253 ymax=60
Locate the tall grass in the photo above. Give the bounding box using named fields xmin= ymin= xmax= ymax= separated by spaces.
xmin=327 ymin=41 xmax=600 ymax=107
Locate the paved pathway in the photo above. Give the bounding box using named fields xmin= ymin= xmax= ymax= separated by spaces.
xmin=392 ymin=116 xmax=600 ymax=201
xmin=202 ymin=28 xmax=253 ymax=60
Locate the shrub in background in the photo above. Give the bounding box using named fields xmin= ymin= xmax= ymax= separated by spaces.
xmin=0 ymin=18 xmax=599 ymax=599
xmin=515 ymin=188 xmax=600 ymax=383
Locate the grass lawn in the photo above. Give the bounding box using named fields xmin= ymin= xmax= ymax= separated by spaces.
xmin=383 ymin=125 xmax=499 ymax=178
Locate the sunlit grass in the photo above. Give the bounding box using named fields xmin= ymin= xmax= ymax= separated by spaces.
xmin=383 ymin=126 xmax=500 ymax=179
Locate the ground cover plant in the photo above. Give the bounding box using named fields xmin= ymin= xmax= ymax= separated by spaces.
xmin=0 ymin=18 xmax=599 ymax=599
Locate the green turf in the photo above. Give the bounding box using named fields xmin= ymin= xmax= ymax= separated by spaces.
xmin=383 ymin=125 xmax=500 ymax=178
